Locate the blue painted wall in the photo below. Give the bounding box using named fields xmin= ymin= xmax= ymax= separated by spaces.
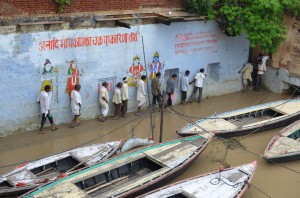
xmin=0 ymin=21 xmax=249 ymax=136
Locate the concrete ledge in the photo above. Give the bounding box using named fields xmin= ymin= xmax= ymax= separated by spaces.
xmin=0 ymin=25 xmax=16 ymax=34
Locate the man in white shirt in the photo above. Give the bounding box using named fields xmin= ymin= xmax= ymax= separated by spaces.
xmin=112 ymin=82 xmax=123 ymax=120
xmin=99 ymin=82 xmax=109 ymax=122
xmin=136 ymin=75 xmax=147 ymax=116
xmin=37 ymin=85 xmax=58 ymax=134
xmin=121 ymin=77 xmax=129 ymax=117
xmin=189 ymin=68 xmax=206 ymax=103
xmin=255 ymin=59 xmax=266 ymax=92
xmin=70 ymin=84 xmax=82 ymax=127
xmin=180 ymin=70 xmax=190 ymax=104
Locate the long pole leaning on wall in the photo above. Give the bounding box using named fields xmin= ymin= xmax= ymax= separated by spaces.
xmin=141 ymin=36 xmax=155 ymax=139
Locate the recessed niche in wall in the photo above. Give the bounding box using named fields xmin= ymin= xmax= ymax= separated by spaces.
xmin=207 ymin=62 xmax=220 ymax=82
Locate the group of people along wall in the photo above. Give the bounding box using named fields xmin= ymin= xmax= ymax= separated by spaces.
xmin=0 ymin=20 xmax=249 ymax=136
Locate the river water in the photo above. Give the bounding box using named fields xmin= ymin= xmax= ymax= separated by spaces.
xmin=0 ymin=90 xmax=299 ymax=198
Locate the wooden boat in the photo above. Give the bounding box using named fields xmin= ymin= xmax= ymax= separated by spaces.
xmin=22 ymin=134 xmax=213 ymax=198
xmin=177 ymin=99 xmax=300 ymax=137
xmin=263 ymin=120 xmax=300 ymax=162
xmin=0 ymin=141 xmax=121 ymax=197
xmin=138 ymin=161 xmax=257 ymax=198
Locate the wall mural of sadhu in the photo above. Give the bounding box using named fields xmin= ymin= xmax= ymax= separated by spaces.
xmin=127 ymin=55 xmax=145 ymax=86
xmin=40 ymin=59 xmax=55 ymax=103
xmin=65 ymin=59 xmax=80 ymax=95
xmin=148 ymin=51 xmax=164 ymax=80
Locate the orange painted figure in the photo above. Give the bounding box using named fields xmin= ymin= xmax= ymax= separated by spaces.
xmin=65 ymin=59 xmax=80 ymax=95
xmin=127 ymin=55 xmax=145 ymax=86
xmin=148 ymin=51 xmax=164 ymax=80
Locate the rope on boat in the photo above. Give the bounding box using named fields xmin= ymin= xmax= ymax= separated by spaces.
xmin=210 ymin=169 xmax=272 ymax=198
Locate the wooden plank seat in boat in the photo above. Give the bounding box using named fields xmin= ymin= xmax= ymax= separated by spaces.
xmin=144 ymin=143 xmax=199 ymax=168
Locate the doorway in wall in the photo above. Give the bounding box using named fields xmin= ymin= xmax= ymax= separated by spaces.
xmin=207 ymin=62 xmax=220 ymax=82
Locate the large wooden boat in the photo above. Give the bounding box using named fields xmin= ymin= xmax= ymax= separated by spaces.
xmin=138 ymin=161 xmax=257 ymax=198
xmin=22 ymin=134 xmax=213 ymax=198
xmin=263 ymin=120 xmax=300 ymax=162
xmin=0 ymin=141 xmax=120 ymax=197
xmin=177 ymin=99 xmax=300 ymax=137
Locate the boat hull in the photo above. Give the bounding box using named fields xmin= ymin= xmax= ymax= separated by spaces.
xmin=177 ymin=99 xmax=300 ymax=138
xmin=23 ymin=135 xmax=214 ymax=198
xmin=263 ymin=120 xmax=300 ymax=163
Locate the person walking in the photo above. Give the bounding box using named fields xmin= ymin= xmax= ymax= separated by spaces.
xmin=136 ymin=75 xmax=147 ymax=116
xmin=151 ymin=72 xmax=162 ymax=110
xmin=121 ymin=77 xmax=129 ymax=117
xmin=189 ymin=68 xmax=206 ymax=103
xmin=112 ymin=82 xmax=122 ymax=120
xmin=70 ymin=84 xmax=82 ymax=128
xmin=99 ymin=81 xmax=109 ymax=122
xmin=166 ymin=74 xmax=177 ymax=107
xmin=37 ymin=85 xmax=58 ymax=134
xmin=180 ymin=70 xmax=190 ymax=104
xmin=239 ymin=63 xmax=253 ymax=92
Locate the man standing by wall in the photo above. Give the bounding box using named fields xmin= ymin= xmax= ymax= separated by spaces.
xmin=37 ymin=85 xmax=58 ymax=134
xmin=121 ymin=77 xmax=129 ymax=117
xmin=189 ymin=68 xmax=206 ymax=103
xmin=255 ymin=59 xmax=266 ymax=92
xmin=151 ymin=72 xmax=162 ymax=110
xmin=99 ymin=82 xmax=109 ymax=122
xmin=180 ymin=70 xmax=190 ymax=104
xmin=166 ymin=74 xmax=178 ymax=107
xmin=70 ymin=84 xmax=82 ymax=127
xmin=112 ymin=82 xmax=123 ymax=120
xmin=136 ymin=75 xmax=147 ymax=116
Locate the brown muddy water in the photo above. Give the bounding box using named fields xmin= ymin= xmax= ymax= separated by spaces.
xmin=1 ymin=90 xmax=300 ymax=198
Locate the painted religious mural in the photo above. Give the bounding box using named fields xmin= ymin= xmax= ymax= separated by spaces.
xmin=127 ymin=55 xmax=145 ymax=86
xmin=148 ymin=51 xmax=165 ymax=80
xmin=39 ymin=59 xmax=55 ymax=103
xmin=65 ymin=59 xmax=80 ymax=95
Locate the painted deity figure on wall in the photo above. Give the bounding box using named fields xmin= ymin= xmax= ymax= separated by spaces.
xmin=127 ymin=55 xmax=145 ymax=86
xmin=65 ymin=59 xmax=80 ymax=95
xmin=148 ymin=51 xmax=164 ymax=80
xmin=40 ymin=59 xmax=55 ymax=103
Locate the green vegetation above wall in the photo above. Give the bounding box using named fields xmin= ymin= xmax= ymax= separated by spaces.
xmin=184 ymin=0 xmax=300 ymax=53
xmin=53 ymin=0 xmax=71 ymax=12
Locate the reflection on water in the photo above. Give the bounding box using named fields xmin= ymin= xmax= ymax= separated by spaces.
xmin=0 ymin=90 xmax=299 ymax=198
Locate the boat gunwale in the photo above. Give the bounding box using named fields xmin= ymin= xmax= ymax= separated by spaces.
xmin=179 ymin=99 xmax=300 ymax=134
xmin=24 ymin=135 xmax=211 ymax=198
xmin=137 ymin=161 xmax=257 ymax=198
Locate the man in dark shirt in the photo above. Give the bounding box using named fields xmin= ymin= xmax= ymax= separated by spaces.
xmin=151 ymin=72 xmax=162 ymax=109
xmin=166 ymin=74 xmax=177 ymax=106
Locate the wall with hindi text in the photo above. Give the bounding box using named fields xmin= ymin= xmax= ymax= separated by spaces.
xmin=0 ymin=20 xmax=249 ymax=136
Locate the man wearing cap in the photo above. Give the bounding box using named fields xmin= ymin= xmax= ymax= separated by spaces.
xmin=121 ymin=77 xmax=129 ymax=117
xmin=99 ymin=82 xmax=109 ymax=122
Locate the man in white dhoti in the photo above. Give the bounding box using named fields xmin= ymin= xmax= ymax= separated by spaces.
xmin=99 ymin=82 xmax=109 ymax=122
xmin=136 ymin=75 xmax=147 ymax=116
xmin=70 ymin=84 xmax=82 ymax=127
xmin=37 ymin=85 xmax=58 ymax=134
